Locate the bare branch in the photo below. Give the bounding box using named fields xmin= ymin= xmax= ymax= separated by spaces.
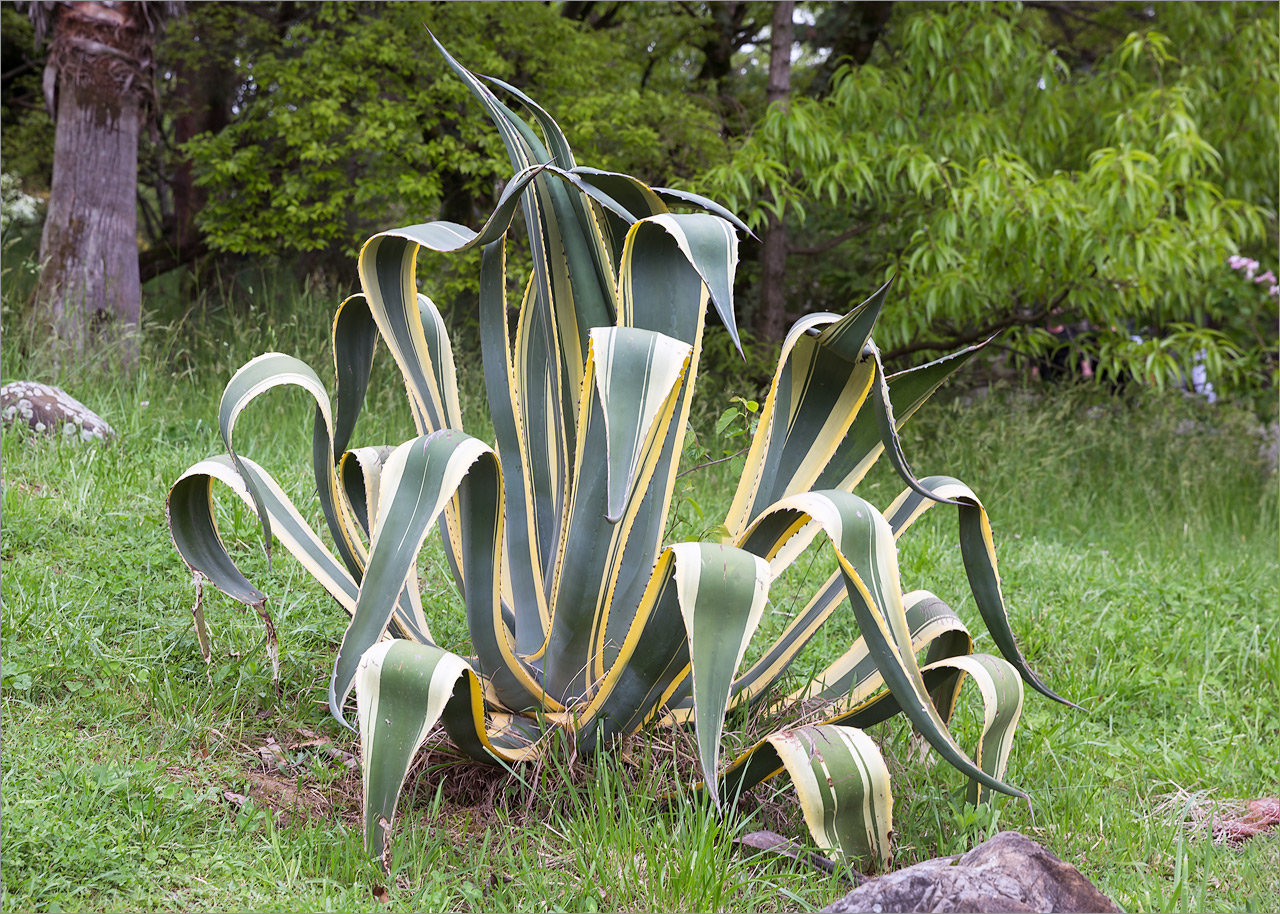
xmin=880 ymin=284 xmax=1075 ymax=362
xmin=675 ymin=446 xmax=749 ymax=480
xmin=1023 ymin=1 xmax=1127 ymax=37
xmin=788 ymin=224 xmax=872 ymax=256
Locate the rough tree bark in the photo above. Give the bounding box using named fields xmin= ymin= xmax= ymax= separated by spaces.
xmin=30 ymin=1 xmax=167 ymax=369
xmin=754 ymin=0 xmax=794 ymax=342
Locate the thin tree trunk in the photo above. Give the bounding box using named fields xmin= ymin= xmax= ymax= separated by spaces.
xmin=159 ymin=33 xmax=228 ymax=288
xmin=34 ymin=2 xmax=151 ymax=369
xmin=755 ymin=0 xmax=794 ymax=342
xmin=171 ymin=31 xmax=229 ymax=266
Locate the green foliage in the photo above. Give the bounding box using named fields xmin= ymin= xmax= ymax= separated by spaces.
xmin=698 ymin=1 xmax=1278 ymax=389
xmin=0 ymin=4 xmax=55 ymax=194
xmin=179 ymin=2 xmax=725 ymax=265
xmin=6 ymin=1 xmax=1274 ymax=399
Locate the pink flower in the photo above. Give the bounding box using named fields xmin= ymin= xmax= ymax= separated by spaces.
xmin=1254 ymin=270 xmax=1277 ymax=285
xmin=1228 ymin=255 xmax=1261 ymax=277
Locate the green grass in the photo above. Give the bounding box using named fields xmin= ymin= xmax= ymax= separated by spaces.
xmin=2 ymin=274 xmax=1277 ymax=912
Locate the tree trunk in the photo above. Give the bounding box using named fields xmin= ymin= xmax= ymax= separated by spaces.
xmin=34 ymin=1 xmax=152 ymax=369
xmin=159 ymin=25 xmax=229 ymax=286
xmin=696 ymin=1 xmax=749 ymax=88
xmin=755 ymin=0 xmax=794 ymax=342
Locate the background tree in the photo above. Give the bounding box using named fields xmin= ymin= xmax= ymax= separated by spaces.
xmin=175 ymin=3 xmax=726 ymax=283
xmin=1 ymin=5 xmax=54 ymax=200
xmin=2 ymin=1 xmax=1274 ymax=397
xmin=755 ymin=0 xmax=795 ymax=341
xmin=23 ymin=0 xmax=178 ymax=368
xmin=698 ymin=1 xmax=1278 ymax=392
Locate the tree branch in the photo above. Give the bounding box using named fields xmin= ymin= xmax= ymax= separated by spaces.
xmin=675 ymin=446 xmax=749 ymax=480
xmin=138 ymin=236 xmax=209 ymax=284
xmin=1023 ymin=1 xmax=1127 ymax=37
xmin=787 ymin=223 xmax=872 ymax=256
xmin=880 ymin=284 xmax=1075 ymax=363
xmin=1 ymin=61 xmax=37 ymax=82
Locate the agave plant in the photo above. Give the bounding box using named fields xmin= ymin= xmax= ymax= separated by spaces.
xmin=168 ymin=39 xmax=1072 ymax=870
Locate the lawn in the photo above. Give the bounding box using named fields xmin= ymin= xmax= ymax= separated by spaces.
xmin=2 ymin=279 xmax=1277 ymax=913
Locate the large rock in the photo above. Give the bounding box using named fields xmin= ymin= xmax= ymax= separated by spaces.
xmin=822 ymin=831 xmax=1120 ymax=914
xmin=1 ymin=381 xmax=115 ymax=442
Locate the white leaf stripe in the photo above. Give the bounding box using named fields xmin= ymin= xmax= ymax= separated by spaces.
xmin=815 ymin=337 xmax=990 ymax=494
xmin=590 ymin=327 xmax=693 ymax=521
xmin=883 ymin=475 xmax=1076 ymax=708
xmin=357 ymin=237 xmax=455 ymax=434
xmin=331 ymin=432 xmax=540 ymax=725
xmin=919 ymin=653 xmax=1024 ymax=805
xmin=168 ymin=456 xmax=431 ymax=644
xmin=216 ymin=353 xmax=399 ymax=610
xmin=357 ymin=638 xmax=557 ymax=859
xmin=643 ymin=213 xmax=739 ymax=327
xmin=593 ymin=219 xmax=714 ymax=670
xmin=787 ymin=590 xmax=972 ymax=704
xmin=544 ymin=330 xmax=692 ymax=700
xmin=218 ymin=353 xmax=335 ymax=553
xmin=357 ymin=642 xmax=471 ymax=858
xmin=723 ymin=312 xmax=841 ymax=539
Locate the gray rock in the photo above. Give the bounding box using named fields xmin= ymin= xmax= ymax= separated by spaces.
xmin=1 ymin=381 xmax=115 ymax=442
xmin=822 ymin=831 xmax=1120 ymax=914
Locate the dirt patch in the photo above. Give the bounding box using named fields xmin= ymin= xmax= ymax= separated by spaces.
xmin=222 ymin=768 xmax=340 ymax=827
xmin=166 ymin=726 xmax=364 ymax=829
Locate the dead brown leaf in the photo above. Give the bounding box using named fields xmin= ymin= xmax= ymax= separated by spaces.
xmin=1155 ymin=791 xmax=1280 ymax=846
xmin=1213 ymin=798 xmax=1279 ymax=846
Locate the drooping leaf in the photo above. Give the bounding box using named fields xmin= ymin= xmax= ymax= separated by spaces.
xmin=356 ymin=641 xmax=548 ymax=862
xmin=330 ymin=430 xmax=541 ymax=728
xmin=672 ymin=542 xmax=771 ymax=809
xmin=885 ymin=475 xmax=1077 ymax=708
xmin=331 ymin=293 xmax=379 ymax=459
xmin=815 ymin=338 xmax=992 ymax=493
xmin=736 ymin=490 xmax=1026 ymax=800
xmin=650 ymin=185 xmax=756 ymax=239
xmin=917 ymin=653 xmax=1025 ymax=805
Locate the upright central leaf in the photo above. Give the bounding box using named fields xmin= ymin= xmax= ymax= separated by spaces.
xmin=590 ymin=327 xmax=694 ymax=523
xmin=544 ymin=326 xmax=692 ymax=703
